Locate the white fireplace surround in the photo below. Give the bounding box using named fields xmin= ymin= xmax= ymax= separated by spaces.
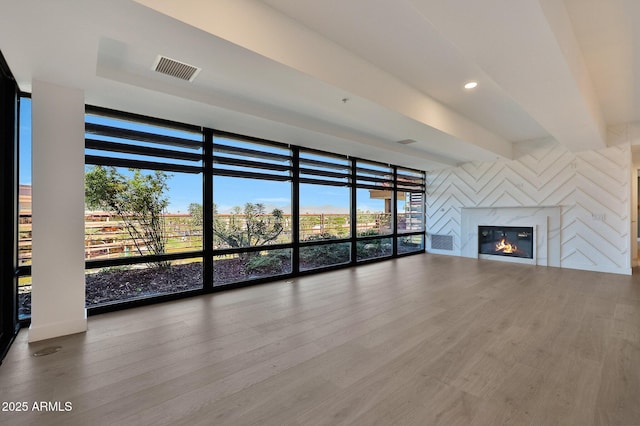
xmin=461 ymin=206 xmax=561 ymax=267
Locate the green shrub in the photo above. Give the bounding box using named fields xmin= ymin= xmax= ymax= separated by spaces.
xmin=300 ymin=234 xmax=350 ymax=266
xmin=356 ymin=238 xmax=392 ymax=260
xmin=357 ymin=228 xmax=381 ymax=237
xmin=245 ymin=250 xmax=291 ymax=274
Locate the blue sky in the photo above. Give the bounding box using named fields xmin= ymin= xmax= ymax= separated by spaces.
xmin=18 ymin=98 xmax=32 ymax=186
xmin=18 ymin=98 xmax=383 ymax=214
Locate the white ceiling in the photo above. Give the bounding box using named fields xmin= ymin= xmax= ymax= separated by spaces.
xmin=1 ymin=0 xmax=638 ymax=170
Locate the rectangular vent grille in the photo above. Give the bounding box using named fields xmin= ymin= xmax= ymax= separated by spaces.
xmin=431 ymin=234 xmax=453 ymax=251
xmin=153 ymin=56 xmax=201 ymax=82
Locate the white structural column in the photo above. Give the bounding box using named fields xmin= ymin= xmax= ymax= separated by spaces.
xmin=29 ymin=80 xmax=87 ymax=342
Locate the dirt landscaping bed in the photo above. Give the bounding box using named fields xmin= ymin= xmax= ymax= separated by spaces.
xmin=17 ymin=257 xmax=292 ymax=317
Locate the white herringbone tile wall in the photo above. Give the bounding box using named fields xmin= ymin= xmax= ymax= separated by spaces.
xmin=426 ymin=140 xmax=631 ymax=274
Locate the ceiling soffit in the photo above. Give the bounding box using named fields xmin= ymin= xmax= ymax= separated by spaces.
xmin=133 ymin=0 xmax=514 ymax=162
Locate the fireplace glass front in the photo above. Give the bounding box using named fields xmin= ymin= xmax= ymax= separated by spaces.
xmin=478 ymin=226 xmax=533 ymax=259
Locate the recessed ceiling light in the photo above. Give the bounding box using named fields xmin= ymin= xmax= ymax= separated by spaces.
xmin=464 ymin=81 xmax=478 ymax=89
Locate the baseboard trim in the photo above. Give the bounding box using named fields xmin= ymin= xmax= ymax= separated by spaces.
xmin=560 ymin=263 xmax=632 ymax=276
xmin=28 ymin=315 xmax=87 ymax=343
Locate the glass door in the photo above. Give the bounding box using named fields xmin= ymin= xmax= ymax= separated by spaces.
xmin=0 ymin=50 xmax=18 ymax=363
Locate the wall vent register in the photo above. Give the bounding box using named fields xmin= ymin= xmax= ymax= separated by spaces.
xmin=431 ymin=234 xmax=453 ymax=251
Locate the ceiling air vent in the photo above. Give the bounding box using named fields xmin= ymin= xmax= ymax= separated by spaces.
xmin=152 ymin=55 xmax=201 ymax=82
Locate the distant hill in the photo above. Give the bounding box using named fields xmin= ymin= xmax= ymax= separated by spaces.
xmin=299 ymin=204 xmax=350 ymax=215
xmin=216 ymin=204 xmax=349 ymax=215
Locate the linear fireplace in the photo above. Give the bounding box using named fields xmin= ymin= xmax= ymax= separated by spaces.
xmin=461 ymin=207 xmax=560 ymax=267
xmin=478 ymin=226 xmax=534 ymax=259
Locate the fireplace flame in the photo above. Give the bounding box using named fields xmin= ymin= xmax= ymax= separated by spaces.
xmin=495 ymin=238 xmax=517 ymax=254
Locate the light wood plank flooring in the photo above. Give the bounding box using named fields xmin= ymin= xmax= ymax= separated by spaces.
xmin=1 ymin=254 xmax=639 ymax=425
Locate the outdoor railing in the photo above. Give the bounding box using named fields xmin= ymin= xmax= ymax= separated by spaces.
xmin=18 ymin=211 xmax=421 ymax=265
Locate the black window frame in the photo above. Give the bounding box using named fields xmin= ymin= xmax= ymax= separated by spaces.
xmin=0 ymin=51 xmax=19 ymax=362
xmin=83 ymin=106 xmax=205 ymax=310
xmin=15 ymin=104 xmax=426 ymax=319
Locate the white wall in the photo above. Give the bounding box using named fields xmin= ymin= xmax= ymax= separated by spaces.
xmin=29 ymin=80 xmax=87 ymax=342
xmin=426 ymin=139 xmax=631 ymax=275
xmin=631 ymin=171 xmax=638 ymax=266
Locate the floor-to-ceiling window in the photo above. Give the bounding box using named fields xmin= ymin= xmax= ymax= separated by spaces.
xmin=16 ymin=97 xmax=31 ymax=320
xmin=355 ymin=160 xmax=394 ymax=261
xmin=14 ymin=104 xmax=425 ymax=320
xmin=83 ymin=107 xmax=204 ymax=309
xmin=211 ymin=134 xmax=293 ymax=285
xmin=299 ymin=149 xmax=352 ymax=271
xmin=396 ymin=167 xmax=426 ymax=254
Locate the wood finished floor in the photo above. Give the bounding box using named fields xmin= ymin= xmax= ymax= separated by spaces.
xmin=1 ymin=254 xmax=639 ymax=425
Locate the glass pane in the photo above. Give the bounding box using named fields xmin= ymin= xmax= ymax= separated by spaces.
xmin=299 ymin=151 xmax=350 ymax=184
xmin=214 ymin=137 xmax=291 ymax=178
xmin=397 ymin=191 xmax=424 ymax=233
xmin=85 ymin=112 xmax=202 ymax=169
xmin=213 ymin=176 xmax=291 ymax=249
xmin=18 ymin=98 xmax=33 ymax=320
xmin=18 ymin=275 xmax=32 ymax=320
xmin=356 ymin=160 xmax=393 ymax=188
xmin=85 ymin=258 xmax=203 ymax=308
xmin=396 ymin=167 xmax=425 ymax=191
xmin=357 ymin=237 xmax=393 ymax=261
xmin=85 ymin=167 xmax=202 ymax=260
xmin=18 ymin=98 xmax=32 ymax=267
xmin=299 ymin=184 xmax=350 ymax=241
xmin=85 ymin=113 xmax=201 ymax=140
xmin=300 ymin=242 xmax=351 ymax=271
xmin=356 ymin=188 xmax=392 ymax=236
xmin=398 ymin=235 xmax=425 ymax=254
xmin=214 ymin=248 xmax=292 ymax=286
